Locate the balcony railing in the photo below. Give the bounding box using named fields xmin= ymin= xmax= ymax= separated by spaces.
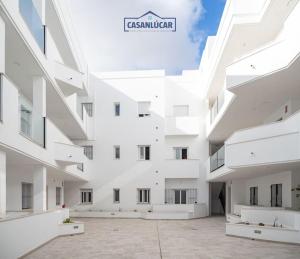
xmin=210 ymin=145 xmax=225 ymax=172
xmin=19 ymin=0 xmax=46 ymax=53
xmin=19 ymin=94 xmax=45 ymax=147
xmin=210 ymin=90 xmax=224 ymax=124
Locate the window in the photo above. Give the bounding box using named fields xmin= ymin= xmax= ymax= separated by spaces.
xmin=80 ymin=189 xmax=93 ymax=204
xmin=22 ymin=182 xmax=33 ymax=210
xmin=165 ymin=189 xmax=197 ymax=204
xmin=56 ymin=187 xmax=62 ymax=206
xmin=114 ymin=146 xmax=120 ymax=159
xmin=174 ymin=147 xmax=188 ymax=160
xmin=271 ymin=184 xmax=282 ymax=207
xmin=114 ymin=102 xmax=120 ymax=116
xmin=173 ymin=105 xmax=189 ymax=117
xmin=20 ymin=104 xmax=32 ymax=137
xmin=113 ymin=189 xmax=120 ymax=203
xmin=250 ymin=187 xmax=258 ymax=206
xmin=82 ymin=103 xmax=93 ymax=117
xmin=138 ymin=101 xmax=151 ymax=117
xmin=137 ymin=189 xmax=150 ymax=204
xmin=83 ymin=145 xmax=93 ymax=160
xmin=138 ymin=145 xmax=150 ymax=160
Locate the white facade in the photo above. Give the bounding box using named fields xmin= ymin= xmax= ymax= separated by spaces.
xmin=1 ymin=0 xmax=300 ymax=257
xmin=204 ymin=0 xmax=300 ymax=243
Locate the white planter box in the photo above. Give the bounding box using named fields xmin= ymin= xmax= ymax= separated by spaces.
xmin=58 ymin=222 xmax=84 ymax=236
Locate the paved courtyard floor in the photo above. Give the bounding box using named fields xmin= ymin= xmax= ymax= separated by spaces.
xmin=25 ymin=217 xmax=300 ymax=259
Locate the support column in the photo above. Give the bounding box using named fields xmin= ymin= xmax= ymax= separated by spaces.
xmin=0 ymin=15 xmax=5 ymax=74
xmin=33 ymin=166 xmax=47 ymax=212
xmin=0 ymin=150 xmax=6 ymax=217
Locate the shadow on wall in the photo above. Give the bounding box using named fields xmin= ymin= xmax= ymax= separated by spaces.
xmin=64 ymin=74 xmax=204 ymax=209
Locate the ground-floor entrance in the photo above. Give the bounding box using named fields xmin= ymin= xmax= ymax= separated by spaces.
xmin=209 ymin=182 xmax=226 ymax=216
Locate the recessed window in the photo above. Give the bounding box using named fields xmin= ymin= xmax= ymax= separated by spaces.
xmin=250 ymin=187 xmax=258 ymax=206
xmin=82 ymin=103 xmax=93 ymax=117
xmin=137 ymin=189 xmax=150 ymax=204
xmin=114 ymin=146 xmax=120 ymax=159
xmin=113 ymin=189 xmax=120 ymax=203
xmin=271 ymin=184 xmax=282 ymax=207
xmin=80 ymin=189 xmax=93 ymax=204
xmin=138 ymin=145 xmax=150 ymax=160
xmin=138 ymin=101 xmax=151 ymax=117
xmin=83 ymin=145 xmax=93 ymax=160
xmin=114 ymin=102 xmax=120 ymax=116
xmin=174 ymin=147 xmax=188 ymax=160
xmin=56 ymin=187 xmax=62 ymax=206
xmin=173 ymin=105 xmax=189 ymax=117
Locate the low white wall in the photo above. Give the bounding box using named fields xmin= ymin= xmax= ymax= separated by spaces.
xmin=0 ymin=209 xmax=69 ymax=259
xmin=241 ymin=207 xmax=300 ymax=229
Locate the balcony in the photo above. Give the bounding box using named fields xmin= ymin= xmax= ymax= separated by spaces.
xmin=165 ymin=116 xmax=200 ymax=136
xmin=19 ymin=0 xmax=45 ymax=53
xmin=226 ymin=111 xmax=300 ymax=169
xmin=52 ymin=61 xmax=85 ymax=96
xmin=226 ymin=38 xmax=300 ymax=92
xmin=19 ymin=94 xmax=45 ymax=148
xmin=54 ymin=142 xmax=85 ymax=166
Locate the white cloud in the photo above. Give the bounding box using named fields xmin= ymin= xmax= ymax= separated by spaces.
xmin=67 ymin=0 xmax=204 ymax=75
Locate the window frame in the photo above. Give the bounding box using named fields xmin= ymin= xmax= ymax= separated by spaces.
xmin=249 ymin=186 xmax=258 ymax=206
xmin=137 ymin=188 xmax=150 ymax=204
xmin=83 ymin=145 xmax=93 ymax=160
xmin=138 ymin=145 xmax=151 ymax=160
xmin=113 ymin=188 xmax=120 ymax=203
xmin=80 ymin=188 xmax=93 ymax=204
xmin=173 ymin=147 xmax=188 ymax=160
xmin=82 ymin=102 xmax=93 ymax=118
xmin=114 ymin=102 xmax=120 ymax=116
xmin=138 ymin=101 xmax=151 ymax=117
xmin=56 ymin=187 xmax=62 ymax=206
xmin=114 ymin=145 xmax=120 ymax=160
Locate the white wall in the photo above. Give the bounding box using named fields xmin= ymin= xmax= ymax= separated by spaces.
xmin=0 ymin=209 xmax=69 ymax=259
xmin=64 ymin=72 xmax=208 ymax=212
xmin=6 ymin=165 xmax=64 ymax=211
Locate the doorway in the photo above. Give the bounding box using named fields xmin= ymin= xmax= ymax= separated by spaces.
xmin=271 ymin=184 xmax=282 ymax=207
xmin=210 ymin=182 xmax=226 ymax=215
xmin=22 ymin=182 xmax=33 ymax=210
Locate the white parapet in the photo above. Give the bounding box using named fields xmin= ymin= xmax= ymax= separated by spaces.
xmin=54 ymin=142 xmax=85 ymax=166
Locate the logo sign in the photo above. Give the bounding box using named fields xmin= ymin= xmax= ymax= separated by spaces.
xmin=124 ymin=11 xmax=176 ymax=32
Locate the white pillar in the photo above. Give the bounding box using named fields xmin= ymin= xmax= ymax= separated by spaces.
xmin=0 ymin=15 xmax=5 ymax=74
xmin=33 ymin=166 xmax=47 ymax=212
xmin=0 ymin=150 xmax=6 ymax=216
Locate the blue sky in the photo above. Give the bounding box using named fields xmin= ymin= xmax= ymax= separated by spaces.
xmin=196 ymin=0 xmax=226 ymax=60
xmin=69 ymin=0 xmax=226 ymax=75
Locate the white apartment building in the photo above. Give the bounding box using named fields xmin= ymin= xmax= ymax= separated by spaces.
xmin=1 ymin=0 xmax=300 ymax=258
xmin=204 ymin=0 xmax=300 ymax=244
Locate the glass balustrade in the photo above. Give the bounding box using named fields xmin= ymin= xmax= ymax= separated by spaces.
xmin=19 ymin=94 xmax=45 ymax=147
xmin=19 ymin=0 xmax=45 ymax=53
xmin=210 ymin=145 xmax=225 ymax=172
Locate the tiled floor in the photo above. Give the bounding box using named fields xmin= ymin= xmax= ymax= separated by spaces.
xmin=25 ymin=217 xmax=300 ymax=259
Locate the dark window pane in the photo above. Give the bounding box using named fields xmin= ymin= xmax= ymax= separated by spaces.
xmin=145 ymin=147 xmax=150 ymax=160
xmin=182 ymin=148 xmax=187 ymax=159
